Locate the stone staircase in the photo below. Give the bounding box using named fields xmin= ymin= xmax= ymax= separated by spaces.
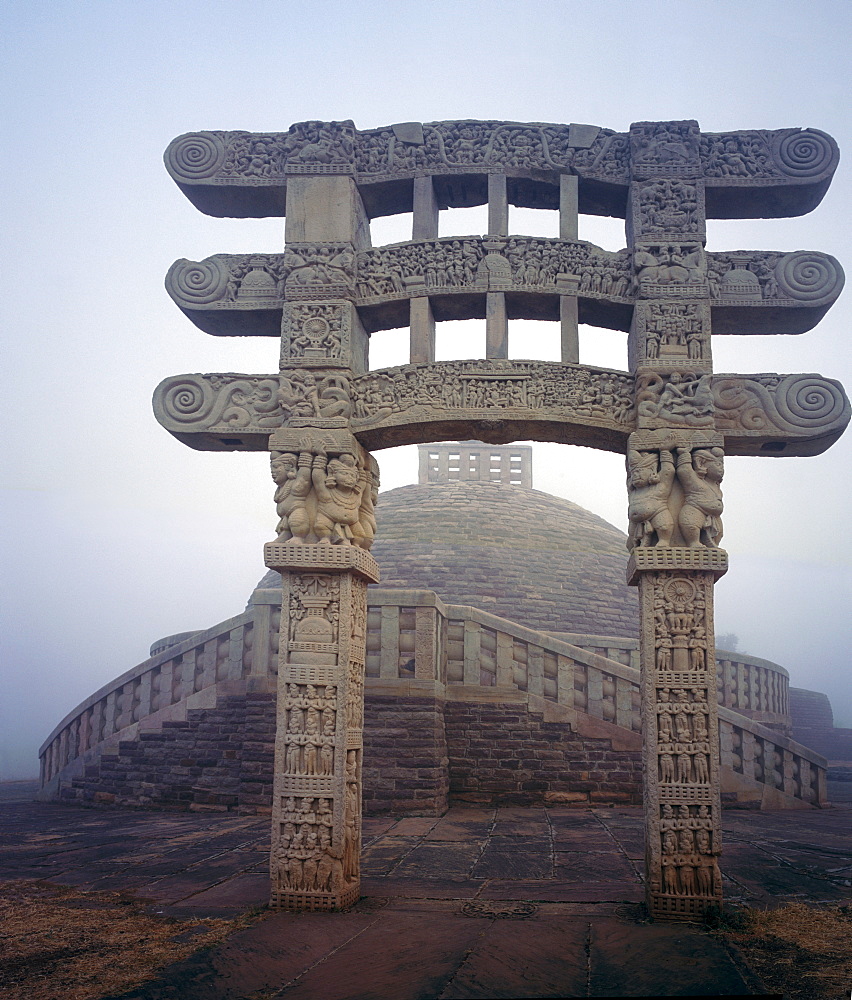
xmin=39 ymin=588 xmax=827 ymax=812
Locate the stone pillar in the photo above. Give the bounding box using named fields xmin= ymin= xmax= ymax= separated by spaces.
xmin=626 ymin=121 xmax=724 ymax=921
xmin=285 ymin=175 xmax=371 ymax=248
xmin=412 ymin=175 xmax=439 ymax=240
xmin=487 ymin=173 xmax=508 ymax=236
xmin=560 ymin=295 xmax=579 ymax=364
xmin=409 ymin=296 xmax=436 ymax=364
xmin=628 ymin=540 xmax=726 ymax=919
xmin=486 ymin=291 xmax=508 ymax=359
xmin=265 ymin=427 xmax=379 ymax=910
xmin=559 ymin=174 xmax=578 ymax=240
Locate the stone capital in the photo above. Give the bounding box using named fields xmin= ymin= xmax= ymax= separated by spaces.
xmin=627 ymin=548 xmax=728 ymax=586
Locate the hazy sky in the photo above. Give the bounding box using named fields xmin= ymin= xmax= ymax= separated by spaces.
xmin=2 ymin=0 xmax=851 ymax=779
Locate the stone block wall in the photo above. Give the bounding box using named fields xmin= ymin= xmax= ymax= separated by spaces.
xmin=64 ymin=688 xmax=644 ymax=813
xmin=363 ymin=693 xmax=449 ymax=815
xmin=66 ymin=693 xmax=275 ymax=812
xmin=790 ymin=687 xmax=852 ymax=761
xmin=445 ymin=701 xmax=642 ymax=806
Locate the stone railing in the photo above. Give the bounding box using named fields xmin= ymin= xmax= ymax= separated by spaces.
xmin=364 ymin=591 xmax=819 ymax=807
xmin=39 ymin=608 xmax=277 ymax=788
xmin=558 ymin=632 xmax=790 ymax=730
xmin=40 ymin=586 xmax=819 ymax=807
xmin=719 ymin=709 xmax=826 ymax=807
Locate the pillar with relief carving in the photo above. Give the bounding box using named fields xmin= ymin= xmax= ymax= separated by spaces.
xmin=625 ymin=121 xmax=724 ymax=920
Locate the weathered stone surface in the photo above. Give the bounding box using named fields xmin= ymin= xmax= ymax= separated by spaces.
xmin=153 ymin=365 xmax=850 ymax=456
xmin=163 ymin=120 xmax=840 ymax=220
xmin=54 ymin=113 xmax=852 ymax=924
xmin=164 ymin=241 xmax=843 ymax=338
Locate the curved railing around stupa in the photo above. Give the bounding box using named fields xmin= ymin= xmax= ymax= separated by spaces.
xmin=39 ymin=587 xmax=823 ymax=807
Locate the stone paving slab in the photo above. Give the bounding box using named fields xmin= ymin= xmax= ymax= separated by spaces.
xmin=476 ymin=879 xmax=644 ymax=903
xmin=109 ymin=901 xmax=757 ymax=999
xmin=2 ymin=795 xmax=849 ymax=997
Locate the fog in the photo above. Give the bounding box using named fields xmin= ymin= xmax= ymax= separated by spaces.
xmin=2 ymin=0 xmax=850 ymax=780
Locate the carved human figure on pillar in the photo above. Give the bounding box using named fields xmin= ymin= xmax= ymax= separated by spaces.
xmin=312 ymin=448 xmax=363 ymax=543
xmin=272 ymin=450 xmax=313 ymax=540
xmin=351 ymin=459 xmax=379 ymax=550
xmin=676 ymin=446 xmax=724 ymax=547
xmin=626 ymin=447 xmax=676 ymax=548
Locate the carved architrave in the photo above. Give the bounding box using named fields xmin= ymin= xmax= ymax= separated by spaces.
xmin=164 ymin=243 xmax=842 ymax=341
xmin=165 ymin=123 xmax=839 ymax=202
xmin=351 ymin=360 xmax=634 ymax=446
xmin=355 ymin=236 xmax=632 ymax=304
xmin=152 ymin=369 xmax=850 ymax=457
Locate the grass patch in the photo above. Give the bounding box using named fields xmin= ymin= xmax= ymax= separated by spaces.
xmin=711 ymin=901 xmax=852 ymax=1000
xmin=0 ymin=879 xmax=266 ymax=1000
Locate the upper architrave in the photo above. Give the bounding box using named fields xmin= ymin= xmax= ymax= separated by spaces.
xmin=164 ymin=120 xmax=839 ymax=220
xmin=165 ymin=239 xmax=844 ymax=338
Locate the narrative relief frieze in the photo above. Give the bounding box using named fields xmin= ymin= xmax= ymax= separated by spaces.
xmin=165 ymin=244 xmax=842 ymax=312
xmin=165 ymin=122 xmax=837 ymax=187
xmin=153 ymin=369 xmax=849 ymax=444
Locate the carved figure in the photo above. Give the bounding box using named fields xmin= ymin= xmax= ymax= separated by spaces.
xmin=663 ymin=861 xmax=679 ymax=895
xmin=675 ymin=711 xmax=692 ymax=742
xmin=676 ymin=446 xmax=724 ymax=547
xmin=634 ymin=245 xmax=703 ymax=285
xmin=351 ymin=462 xmax=378 ymax=550
xmin=693 ymin=752 xmax=709 ymax=783
xmin=271 ymin=450 xmax=313 ymax=540
xmin=626 ymin=448 xmax=676 ymax=548
xmin=312 ymin=449 xmax=364 ymax=543
xmin=278 ymin=372 xmax=352 ymax=422
xmin=696 ymin=863 xmax=713 ymax=895
xmin=679 ymin=864 xmax=696 ymax=895
xmin=689 ymin=627 xmax=707 ymax=670
xmin=638 ymin=373 xmax=715 ymax=426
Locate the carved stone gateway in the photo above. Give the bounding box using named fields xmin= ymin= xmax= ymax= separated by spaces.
xmin=156 ymin=117 xmax=848 ymax=919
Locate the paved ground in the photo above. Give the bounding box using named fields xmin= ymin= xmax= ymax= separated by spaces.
xmin=2 ymin=781 xmax=850 ymax=998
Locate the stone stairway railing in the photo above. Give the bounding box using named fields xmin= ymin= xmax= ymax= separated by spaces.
xmin=40 ymin=586 xmax=823 ymax=807
xmin=39 ymin=608 xmax=276 ymax=788
xmin=553 ymin=633 xmax=790 ymax=729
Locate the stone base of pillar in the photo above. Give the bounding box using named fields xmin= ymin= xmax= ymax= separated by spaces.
xmin=649 ymin=884 xmax=723 ymax=922
xmin=271 ymin=883 xmax=360 ymax=912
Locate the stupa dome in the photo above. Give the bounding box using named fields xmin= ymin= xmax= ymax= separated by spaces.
xmin=256 ymin=444 xmax=638 ymax=637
